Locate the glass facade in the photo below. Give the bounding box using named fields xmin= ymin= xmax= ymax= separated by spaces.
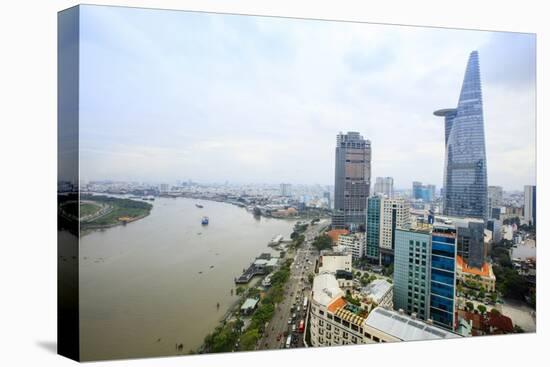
xmin=435 ymin=51 xmax=488 ymax=220
xmin=393 ymin=229 xmax=431 ymax=320
xmin=366 ymin=196 xmax=381 ymax=260
xmin=429 ymin=231 xmax=456 ymax=330
xmin=332 ymin=132 xmax=371 ymax=229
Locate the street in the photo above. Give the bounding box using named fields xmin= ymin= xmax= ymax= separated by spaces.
xmin=258 ymin=219 xmax=328 ymax=350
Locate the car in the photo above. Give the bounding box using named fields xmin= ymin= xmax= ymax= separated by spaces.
xmin=288 ymin=318 xmax=292 ymax=324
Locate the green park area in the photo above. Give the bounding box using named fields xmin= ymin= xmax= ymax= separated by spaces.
xmin=80 ymin=194 xmax=153 ymax=230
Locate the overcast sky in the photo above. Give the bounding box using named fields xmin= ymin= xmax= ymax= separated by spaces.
xmin=78 ymin=5 xmax=536 ymax=191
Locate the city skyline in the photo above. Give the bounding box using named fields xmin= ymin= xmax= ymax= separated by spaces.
xmin=79 ymin=6 xmax=535 ymax=191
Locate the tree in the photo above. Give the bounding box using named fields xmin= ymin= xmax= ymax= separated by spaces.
xmin=236 ymin=286 xmax=245 ymax=296
xmin=477 ymin=304 xmax=487 ymax=315
xmin=312 ymin=234 xmax=332 ymax=252
xmin=465 ymin=301 xmax=474 ymax=312
xmin=239 ymin=328 xmax=260 ymax=351
xmin=490 ymin=308 xmax=501 ymax=316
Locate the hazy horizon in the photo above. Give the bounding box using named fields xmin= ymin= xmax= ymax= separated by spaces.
xmin=78 ymin=5 xmax=536 ymax=192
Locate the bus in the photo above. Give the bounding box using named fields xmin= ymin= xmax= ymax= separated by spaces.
xmin=298 ymin=320 xmax=305 ymax=333
xmin=285 ymin=335 xmax=292 ymax=348
xmin=303 ymin=297 xmax=308 ymax=309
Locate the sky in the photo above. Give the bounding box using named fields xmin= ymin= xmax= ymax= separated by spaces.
xmin=78 ymin=5 xmax=536 ymax=191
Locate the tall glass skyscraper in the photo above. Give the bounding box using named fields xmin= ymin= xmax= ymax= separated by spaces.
xmin=332 ymin=132 xmax=371 ymax=230
xmin=435 ymin=51 xmax=488 ymax=220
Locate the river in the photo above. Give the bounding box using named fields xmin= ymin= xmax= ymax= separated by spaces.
xmin=79 ymin=197 xmax=296 ymax=361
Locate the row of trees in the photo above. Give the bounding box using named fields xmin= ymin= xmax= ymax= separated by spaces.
xmin=204 ymin=259 xmax=294 ymax=353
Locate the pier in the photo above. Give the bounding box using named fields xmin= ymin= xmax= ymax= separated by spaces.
xmin=234 ymin=253 xmax=279 ymax=284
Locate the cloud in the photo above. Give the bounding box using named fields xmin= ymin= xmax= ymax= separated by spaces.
xmin=77 ymin=5 xmax=536 ymax=190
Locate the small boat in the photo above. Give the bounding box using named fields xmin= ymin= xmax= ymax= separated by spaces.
xmin=196 ymin=204 xmax=204 ymax=208
xmin=201 ymin=216 xmax=209 ymax=225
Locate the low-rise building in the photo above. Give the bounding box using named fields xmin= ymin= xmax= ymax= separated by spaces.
xmin=456 ymin=256 xmax=496 ymax=292
xmin=361 ymin=279 xmax=393 ymax=310
xmin=318 ymin=250 xmax=352 ymax=274
xmin=310 ymin=273 xmax=459 ymax=348
xmin=337 ymin=232 xmax=366 ymax=260
xmin=240 ymin=298 xmax=259 ymax=315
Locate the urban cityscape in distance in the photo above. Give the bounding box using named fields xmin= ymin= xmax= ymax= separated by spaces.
xmin=58 ymin=5 xmax=536 ymax=361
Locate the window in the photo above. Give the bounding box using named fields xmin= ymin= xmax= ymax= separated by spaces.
xmin=373 ymin=336 xmax=380 ymax=342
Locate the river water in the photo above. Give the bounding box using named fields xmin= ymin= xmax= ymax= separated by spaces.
xmin=79 ymin=197 xmax=296 ymax=361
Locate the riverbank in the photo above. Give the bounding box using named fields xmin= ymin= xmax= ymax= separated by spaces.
xmin=79 ymin=194 xmax=152 ymax=233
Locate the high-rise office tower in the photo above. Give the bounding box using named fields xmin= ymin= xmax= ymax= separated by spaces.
xmin=394 ymin=224 xmax=457 ymax=330
xmin=373 ymin=177 xmax=394 ymax=198
xmin=379 ymin=198 xmax=411 ymax=265
xmin=365 ymin=195 xmax=410 ymax=264
xmin=366 ymin=196 xmax=382 ymax=261
xmin=429 ymin=225 xmax=457 ymax=330
xmin=488 ymin=186 xmax=503 ymax=219
xmin=332 ymin=132 xmax=371 ymax=230
xmin=412 ymin=181 xmax=436 ymax=202
xmin=524 ymin=185 xmax=536 ymax=227
xmin=455 ymin=218 xmax=486 ymax=269
xmin=394 ymin=227 xmax=431 ymax=321
xmin=280 ymin=183 xmax=292 ymax=197
xmin=435 ymin=51 xmax=488 ymax=220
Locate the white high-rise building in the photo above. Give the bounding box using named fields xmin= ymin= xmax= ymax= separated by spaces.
xmin=280 ymin=183 xmax=292 ymax=197
xmin=337 ymin=233 xmax=366 ymax=260
xmin=379 ymin=198 xmax=411 ymax=264
xmin=373 ymin=177 xmax=394 ymax=198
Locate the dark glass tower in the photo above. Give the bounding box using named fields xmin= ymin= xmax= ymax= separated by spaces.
xmin=435 ymin=51 xmax=488 ymax=220
xmin=332 ymin=132 xmax=371 ymax=230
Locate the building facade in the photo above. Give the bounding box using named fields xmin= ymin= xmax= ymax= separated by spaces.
xmin=310 ymin=273 xmax=458 ymax=348
xmin=366 ymin=195 xmax=411 ymax=265
xmin=394 ymin=228 xmax=432 ymax=321
xmin=429 ymin=225 xmax=457 ymax=330
xmin=318 ymin=250 xmax=352 ymax=274
xmin=373 ymin=177 xmax=394 ymax=198
xmin=524 ymin=185 xmax=536 ymax=227
xmin=412 ymin=181 xmax=436 ymax=202
xmin=488 ymin=186 xmax=503 ymax=218
xmin=435 ymin=51 xmax=488 ymax=220
xmin=332 ymin=132 xmax=372 ymax=230
xmin=393 ymin=225 xmax=457 ymax=330
xmin=280 ymin=183 xmax=292 ymax=197
xmin=379 ymin=198 xmax=411 ymax=265
xmin=337 ymin=232 xmax=366 ymax=260
xmin=366 ymin=195 xmax=382 ymax=261
xmin=455 ymin=218 xmax=486 ymax=269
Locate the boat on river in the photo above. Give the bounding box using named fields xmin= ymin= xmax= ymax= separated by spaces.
xmin=201 ymin=216 xmax=209 ymax=225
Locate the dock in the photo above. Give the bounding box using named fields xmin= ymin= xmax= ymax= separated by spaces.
xmin=234 ymin=253 xmax=279 ymax=284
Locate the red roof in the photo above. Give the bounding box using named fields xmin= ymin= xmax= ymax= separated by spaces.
xmin=457 ymin=255 xmax=492 ymax=277
xmin=327 ymin=229 xmax=349 ymax=244
xmin=487 ymin=313 xmax=514 ymax=333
